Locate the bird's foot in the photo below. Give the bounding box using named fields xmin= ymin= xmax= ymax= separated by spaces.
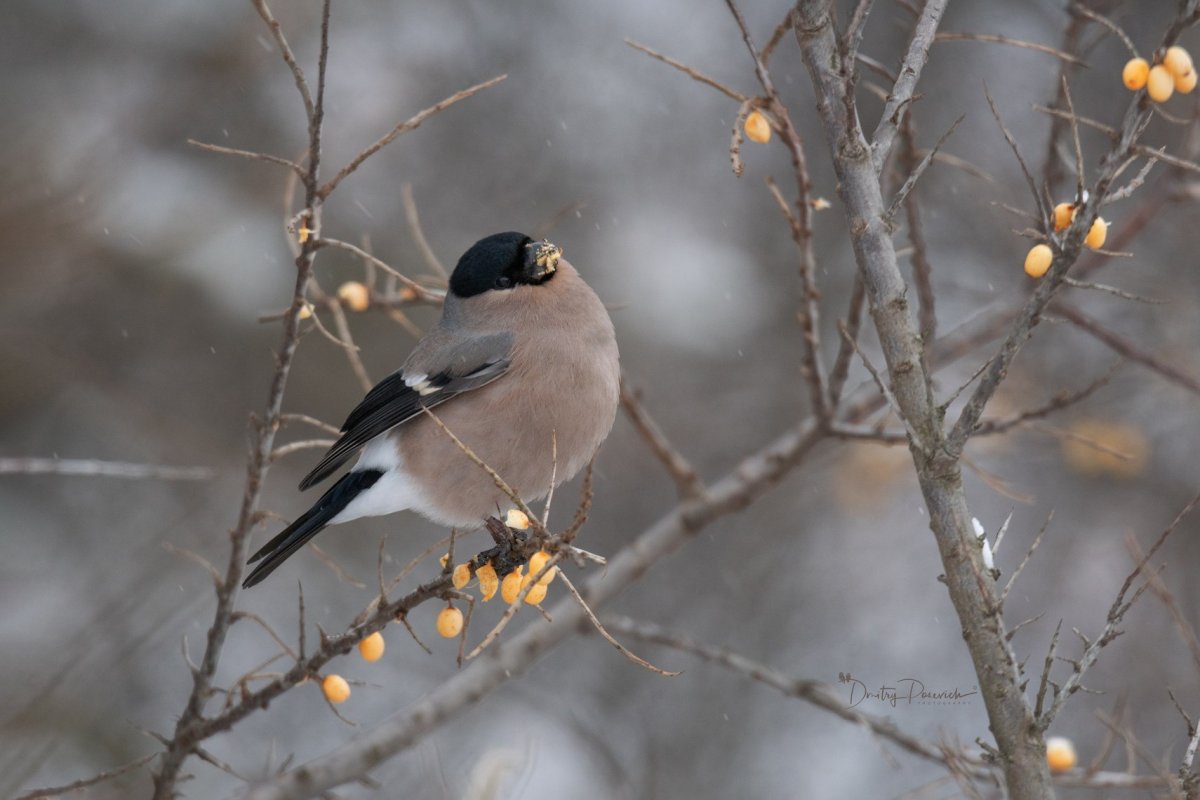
xmin=473 ymin=515 xmax=531 ymax=576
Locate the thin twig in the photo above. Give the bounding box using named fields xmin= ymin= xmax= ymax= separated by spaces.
xmin=318 ymin=75 xmax=508 ymax=199
xmin=561 ymin=574 xmax=680 ymax=677
xmin=1056 ymin=304 xmax=1200 ymax=396
xmin=885 ymin=114 xmax=964 ymax=222
xmin=12 ymin=753 xmax=157 ymax=800
xmin=250 ymin=0 xmax=314 ymax=127
xmin=1040 ymin=491 xmax=1200 ymax=727
xmin=618 ymin=380 xmax=705 ymax=499
xmin=970 ymin=362 xmax=1119 ymax=437
xmin=0 ymin=458 xmax=214 ymax=480
xmin=186 ymin=140 xmax=306 ymax=180
xmin=869 ymin=0 xmax=950 ymax=171
xmin=400 ymin=183 xmax=448 ymax=279
xmin=624 ymin=39 xmax=748 ymax=102
xmin=935 ymin=32 xmax=1086 ymax=65
xmin=827 ymin=271 xmax=866 ymax=407
xmin=315 ymin=237 xmax=444 ymax=303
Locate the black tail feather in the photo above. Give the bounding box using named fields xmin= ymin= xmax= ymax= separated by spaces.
xmin=242 ymin=469 xmax=383 ymax=588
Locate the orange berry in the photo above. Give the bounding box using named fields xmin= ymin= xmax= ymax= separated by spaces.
xmin=1175 ymin=68 xmax=1197 ymax=94
xmin=322 ymin=674 xmax=351 ymax=704
xmin=524 ymin=583 xmax=548 ymax=605
xmin=1045 ymin=736 xmax=1077 ymax=773
xmin=336 ymin=281 xmax=370 ymax=312
xmin=297 ymin=303 xmax=313 ymax=320
xmin=1148 ymin=65 xmax=1175 ymax=102
xmin=504 ymin=509 xmax=530 ymax=530
xmin=501 ymin=567 xmax=524 ymax=604
xmin=1163 ymin=46 xmax=1194 ymax=79
xmin=1085 ymin=218 xmax=1108 ymax=250
xmin=436 ymin=606 xmax=463 ymax=638
xmin=452 ymin=563 xmax=471 ymax=589
xmin=1122 ymin=57 xmax=1150 ymax=90
xmin=358 ymin=631 xmax=385 ymax=662
xmin=744 ymin=110 xmax=771 ymax=144
xmin=476 ymin=562 xmax=499 ymax=601
xmin=528 ymin=550 xmax=550 ymax=576
xmin=1024 ymin=244 xmax=1053 ymax=278
xmin=1052 ymin=202 xmax=1075 ymax=232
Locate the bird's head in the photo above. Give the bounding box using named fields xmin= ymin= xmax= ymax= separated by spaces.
xmin=448 ymin=232 xmax=562 ymax=299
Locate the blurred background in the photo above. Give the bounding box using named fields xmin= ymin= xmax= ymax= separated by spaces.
xmin=2 ymin=0 xmax=1199 ymax=797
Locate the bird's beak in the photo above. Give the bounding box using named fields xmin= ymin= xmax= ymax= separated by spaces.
xmin=522 ymin=239 xmax=561 ymax=282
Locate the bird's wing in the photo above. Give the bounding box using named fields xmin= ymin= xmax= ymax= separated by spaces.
xmin=298 ymin=331 xmax=513 ymax=489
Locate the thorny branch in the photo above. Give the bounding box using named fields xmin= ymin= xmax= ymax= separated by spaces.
xmin=148 ymin=2 xmax=507 ymax=796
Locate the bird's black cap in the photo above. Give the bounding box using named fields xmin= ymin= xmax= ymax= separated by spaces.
xmin=449 ymin=231 xmax=560 ymax=298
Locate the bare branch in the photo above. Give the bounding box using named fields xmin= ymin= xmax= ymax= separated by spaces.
xmin=186 ymin=140 xmax=306 ymax=179
xmin=315 ymin=237 xmax=444 ymax=304
xmin=12 ymin=753 xmax=157 ymax=800
xmin=603 ymin=615 xmax=977 ymax=769
xmin=249 ymin=0 xmax=314 ymax=126
xmin=970 ymin=362 xmax=1119 ymax=438
xmin=0 ymin=458 xmax=213 ymax=480
xmin=618 ymin=380 xmax=705 ymax=499
xmin=827 ymin=271 xmax=866 ymax=407
xmin=624 ymin=39 xmax=749 ymax=102
xmin=1069 ymin=3 xmax=1138 ymax=58
xmin=985 ymin=85 xmax=1050 ymax=233
xmin=561 ymin=574 xmax=680 ymax=677
xmin=1040 ymin=491 xmax=1200 ymax=727
xmin=935 ymin=32 xmax=1086 ymax=65
xmin=885 ymin=114 xmax=963 ymax=223
xmin=318 ymin=75 xmax=508 ymax=200
xmin=1056 ymin=304 xmax=1200 ymax=397
xmin=400 ymin=183 xmax=448 ymax=279
xmin=869 ymin=0 xmax=950 ymax=172
xmin=152 ymin=2 xmax=334 ymax=794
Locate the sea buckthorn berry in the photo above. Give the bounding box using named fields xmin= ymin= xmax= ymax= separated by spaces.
xmin=744 ymin=110 xmax=771 ymax=144
xmin=1176 ymin=68 xmax=1198 ymax=94
xmin=1024 ymin=244 xmax=1053 ymax=278
xmin=1085 ymin=218 xmax=1108 ymax=250
xmin=322 ymin=674 xmax=351 ymax=704
xmin=452 ymin=563 xmax=471 ymax=589
xmin=529 ymin=550 xmax=550 ymax=576
xmin=1045 ymin=737 xmax=1077 ymax=773
xmin=504 ymin=509 xmax=530 ymax=530
xmin=298 ymin=303 xmax=313 ymax=320
xmin=501 ymin=567 xmax=525 ymax=604
xmin=337 ymin=281 xmax=370 ymax=312
xmin=1148 ymin=65 xmax=1175 ymax=102
xmin=1052 ymin=202 xmax=1075 ymax=232
xmin=524 ymin=583 xmax=548 ymax=605
xmin=1122 ymin=58 xmax=1150 ymax=90
xmin=477 ymin=562 xmax=499 ymax=601
xmin=1163 ymin=46 xmax=1194 ymax=79
xmin=358 ymin=631 xmax=385 ymax=662
xmin=436 ymin=606 xmax=463 ymax=638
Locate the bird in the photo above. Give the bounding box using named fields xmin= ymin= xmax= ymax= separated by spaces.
xmin=242 ymin=232 xmax=620 ymax=588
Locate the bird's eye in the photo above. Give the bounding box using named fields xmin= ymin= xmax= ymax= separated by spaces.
xmin=494 ymin=275 xmax=513 ymax=289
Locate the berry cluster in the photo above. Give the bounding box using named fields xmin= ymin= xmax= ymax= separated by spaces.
xmin=1123 ymin=46 xmax=1196 ymax=102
